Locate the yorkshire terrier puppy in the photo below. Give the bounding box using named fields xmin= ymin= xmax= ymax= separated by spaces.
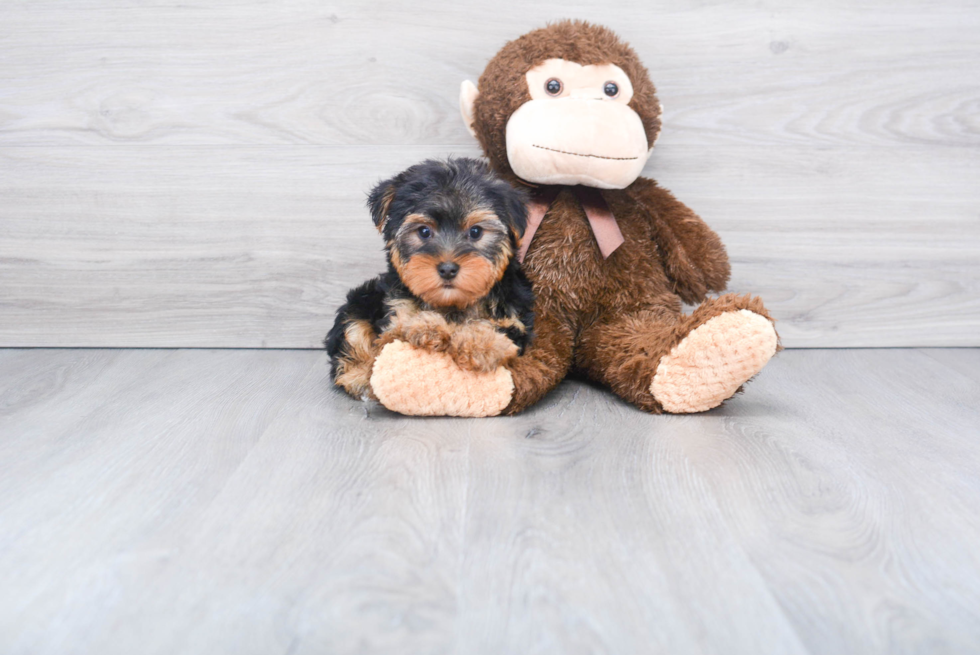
xmin=325 ymin=158 xmax=534 ymax=400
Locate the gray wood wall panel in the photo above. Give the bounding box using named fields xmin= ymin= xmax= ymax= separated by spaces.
xmin=1 ymin=1 xmax=978 ymax=347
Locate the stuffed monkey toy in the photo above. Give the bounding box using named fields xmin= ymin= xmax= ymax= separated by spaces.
xmin=368 ymin=20 xmax=779 ymax=417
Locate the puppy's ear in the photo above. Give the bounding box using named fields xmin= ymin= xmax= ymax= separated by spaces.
xmin=500 ymin=186 xmax=529 ymax=243
xmin=367 ymin=177 xmax=399 ymax=232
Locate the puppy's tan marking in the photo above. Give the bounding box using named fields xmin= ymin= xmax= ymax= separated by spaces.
xmin=334 ymin=319 xmax=380 ymax=399
xmin=488 ymin=315 xmax=527 ymax=335
xmin=383 ymin=312 xmax=519 ymax=373
xmin=381 ymin=311 xmax=453 ymax=353
xmin=399 ymin=253 xmax=458 ymax=307
xmin=400 ymin=213 xmax=437 ymax=231
xmin=452 ymin=252 xmax=509 ymax=306
xmin=463 ymin=208 xmax=502 ymax=231
xmin=386 ymin=297 xmax=422 ymax=324
xmin=448 ymin=321 xmax=519 ymax=372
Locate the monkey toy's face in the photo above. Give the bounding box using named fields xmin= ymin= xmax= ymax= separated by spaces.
xmin=460 ymin=22 xmax=663 ymax=191
xmin=505 ymin=59 xmax=651 ymax=189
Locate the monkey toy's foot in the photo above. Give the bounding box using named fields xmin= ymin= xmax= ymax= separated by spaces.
xmin=651 ymin=309 xmax=778 ymax=413
xmin=370 ymin=340 xmax=514 ymax=417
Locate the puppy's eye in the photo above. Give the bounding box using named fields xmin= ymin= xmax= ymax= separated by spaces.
xmin=417 ymin=226 xmax=432 ymax=239
xmin=545 ymin=78 xmax=563 ymax=96
xmin=604 ymin=81 xmax=619 ymax=97
xmin=468 ymin=226 xmax=483 ymax=240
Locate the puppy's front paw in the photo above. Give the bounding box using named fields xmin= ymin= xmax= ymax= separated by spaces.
xmin=448 ymin=323 xmax=519 ymax=373
xmin=393 ymin=314 xmax=453 ymax=353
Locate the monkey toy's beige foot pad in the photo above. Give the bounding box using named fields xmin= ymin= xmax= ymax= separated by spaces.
xmin=370 ymin=340 xmax=514 ymax=418
xmin=651 ymin=310 xmax=778 ymax=413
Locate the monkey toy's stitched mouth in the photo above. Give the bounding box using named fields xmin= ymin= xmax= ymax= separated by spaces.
xmin=532 ymin=144 xmax=639 ymax=161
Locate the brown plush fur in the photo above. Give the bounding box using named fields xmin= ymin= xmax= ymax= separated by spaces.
xmin=468 ymin=21 xmax=777 ymax=414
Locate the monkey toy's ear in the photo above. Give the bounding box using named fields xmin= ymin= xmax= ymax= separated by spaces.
xmin=459 ymin=80 xmax=479 ymax=138
xmin=366 ymin=177 xmax=399 ymax=233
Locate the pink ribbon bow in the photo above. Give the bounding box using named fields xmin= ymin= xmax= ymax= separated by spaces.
xmin=517 ymin=186 xmax=625 ymax=263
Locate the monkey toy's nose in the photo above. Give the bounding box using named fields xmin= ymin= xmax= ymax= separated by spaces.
xmin=437 ymin=262 xmax=460 ymax=280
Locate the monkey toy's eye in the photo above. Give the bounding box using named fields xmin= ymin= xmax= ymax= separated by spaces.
xmin=545 ymin=78 xmax=563 ymax=96
xmin=417 ymin=226 xmax=432 ymax=239
xmin=604 ymin=81 xmax=619 ymax=98
xmin=468 ymin=226 xmax=483 ymax=240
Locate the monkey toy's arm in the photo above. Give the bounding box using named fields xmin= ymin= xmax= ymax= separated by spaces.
xmin=628 ymin=177 xmax=732 ymax=305
xmin=324 ymin=277 xmax=389 ymax=400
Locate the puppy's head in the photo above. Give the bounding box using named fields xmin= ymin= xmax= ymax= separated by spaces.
xmin=368 ymin=157 xmax=528 ymax=309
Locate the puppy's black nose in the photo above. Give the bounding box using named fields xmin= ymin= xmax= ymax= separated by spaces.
xmin=437 ymin=262 xmax=460 ymax=280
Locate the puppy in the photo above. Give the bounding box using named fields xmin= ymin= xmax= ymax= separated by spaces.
xmin=325 ymin=158 xmax=534 ymax=400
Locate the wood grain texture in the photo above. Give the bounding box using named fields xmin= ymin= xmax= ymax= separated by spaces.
xmin=1 ymin=0 xmax=978 ymax=348
xmin=1 ymin=347 xmax=979 ymax=654
xmin=0 ymin=1 xmax=977 ymax=148
xmin=2 ymin=145 xmax=977 ymax=347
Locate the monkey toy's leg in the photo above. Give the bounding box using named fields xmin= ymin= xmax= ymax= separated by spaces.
xmin=369 ymin=340 xmax=514 ymax=417
xmin=369 ymin=310 xmax=575 ymax=417
xmin=500 ymin=311 xmax=576 ymax=414
xmin=576 ymin=294 xmax=778 ymax=413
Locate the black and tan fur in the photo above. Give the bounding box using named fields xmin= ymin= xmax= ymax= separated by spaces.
xmin=325 ymin=158 xmax=535 ymax=399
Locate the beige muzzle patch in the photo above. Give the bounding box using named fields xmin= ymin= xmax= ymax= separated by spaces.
xmin=505 ymin=99 xmax=650 ymax=189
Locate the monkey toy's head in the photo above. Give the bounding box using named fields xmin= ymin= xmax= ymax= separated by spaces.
xmin=460 ymin=20 xmax=662 ymax=190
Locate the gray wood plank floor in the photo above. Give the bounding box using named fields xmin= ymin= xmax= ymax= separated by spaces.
xmin=1 ymin=348 xmax=979 ymax=654
xmin=2 ymin=1 xmax=978 ymax=348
